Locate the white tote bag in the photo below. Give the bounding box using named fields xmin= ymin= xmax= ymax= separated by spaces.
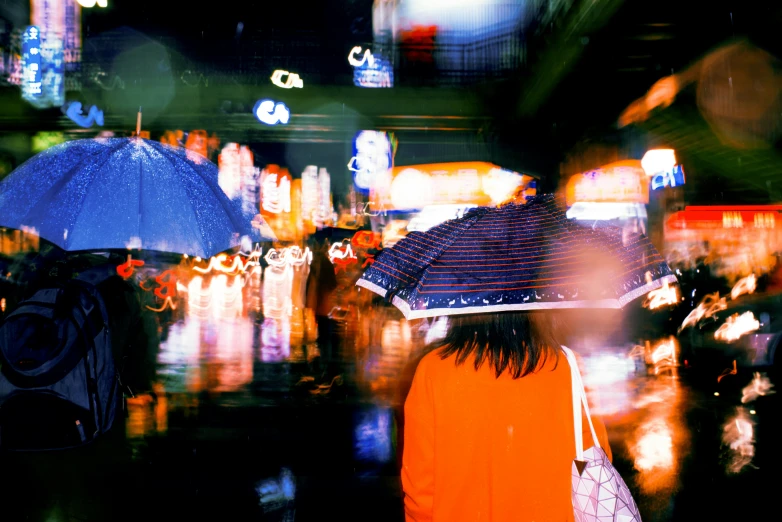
xmin=562 ymin=347 xmax=642 ymax=522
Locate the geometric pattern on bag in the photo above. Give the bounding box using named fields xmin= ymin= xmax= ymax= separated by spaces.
xmin=562 ymin=346 xmax=642 ymax=522
xmin=571 ymin=446 xmax=642 ymax=522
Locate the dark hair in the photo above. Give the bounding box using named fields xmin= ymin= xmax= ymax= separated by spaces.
xmin=436 ymin=311 xmax=564 ymax=379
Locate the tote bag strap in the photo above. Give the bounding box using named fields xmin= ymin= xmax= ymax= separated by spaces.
xmin=561 ymin=346 xmax=601 ymax=461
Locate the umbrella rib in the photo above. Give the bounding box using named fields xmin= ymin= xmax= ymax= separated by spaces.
xmin=154 ymin=148 xmax=216 ymax=255
xmin=28 ymin=140 xmax=128 ymax=250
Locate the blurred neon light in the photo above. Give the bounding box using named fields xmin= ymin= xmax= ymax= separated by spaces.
xmin=77 ymin=0 xmax=107 ymax=6
xmin=679 ymin=292 xmax=727 ymax=331
xmin=350 ymin=131 xmax=392 ymax=191
xmin=643 ymin=272 xmax=678 ymax=310
xmin=722 ymin=408 xmax=755 ymax=473
xmin=666 ymin=206 xmax=782 ymax=230
xmin=353 ymin=54 xmax=393 ymax=88
xmin=651 ymin=165 xmax=685 ymax=190
xmin=117 ymin=255 xmax=144 ymax=279
xmin=566 ymin=161 xmax=649 ymax=206
xmin=270 ymin=70 xmax=303 ymax=89
xmin=264 ymin=247 xmax=312 ymax=268
xmin=741 ymin=372 xmax=775 ymax=403
xmin=714 ymin=311 xmax=760 ymax=342
xmin=329 ymin=241 xmax=358 ymax=273
xmin=261 ymin=172 xmax=291 ymax=214
xmin=730 ymin=274 xmax=756 ymax=300
xmin=641 ymin=149 xmax=676 ymax=176
xmin=153 ymin=269 xmax=178 ymax=299
xmin=253 ymin=99 xmax=290 ymax=125
xmin=348 ymin=46 xmax=375 ymax=67
xmin=146 ymin=296 xmax=177 ymax=313
xmin=192 ymin=253 xmax=259 ymax=275
xmin=22 ymin=26 xmax=42 ymax=99
xmin=64 ymin=101 xmax=104 ymax=128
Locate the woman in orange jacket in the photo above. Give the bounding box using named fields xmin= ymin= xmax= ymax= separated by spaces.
xmin=402 ymin=311 xmax=611 ymax=522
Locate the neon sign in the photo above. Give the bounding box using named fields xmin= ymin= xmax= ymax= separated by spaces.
xmin=254 ymin=99 xmax=290 ymax=125
xmin=29 ymin=1 xmax=66 ymax=109
xmin=63 ymin=101 xmax=104 ymax=128
xmin=261 ymin=170 xmax=291 ymax=214
xmin=348 ymin=46 xmax=375 ymax=67
xmin=264 ymin=246 xmax=312 ymax=268
xmin=117 ymin=255 xmax=144 ymax=279
xmin=77 ymin=0 xmax=108 ymax=6
xmin=353 ymin=54 xmax=393 ymax=88
xmin=565 ymin=161 xmax=649 ymax=206
xmin=271 ymin=70 xmax=303 ymax=89
xmin=651 ymin=165 xmax=685 ymax=191
xmin=22 ymin=26 xmax=42 ymax=100
xmin=328 ymin=241 xmax=358 ymax=273
xmin=349 ymin=131 xmax=392 ymax=192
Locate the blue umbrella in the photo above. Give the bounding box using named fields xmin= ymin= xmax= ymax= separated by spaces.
xmin=0 ymin=137 xmax=274 ymax=258
xmin=356 ymin=194 xmax=676 ymax=319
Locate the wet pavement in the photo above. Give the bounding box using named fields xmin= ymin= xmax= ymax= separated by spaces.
xmin=1 ymin=263 xmax=780 ymax=521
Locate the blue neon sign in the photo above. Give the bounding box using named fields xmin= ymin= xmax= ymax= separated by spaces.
xmin=63 ymin=101 xmax=104 ymax=128
xmin=651 ymin=165 xmax=685 ymax=191
xmin=349 ymin=130 xmax=392 ymax=194
xmin=22 ymin=26 xmax=42 ymax=100
xmin=253 ymin=99 xmax=290 ymax=125
xmin=353 ymin=54 xmax=393 ymax=88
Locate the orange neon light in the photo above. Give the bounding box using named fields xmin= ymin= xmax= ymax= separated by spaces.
xmin=146 ymin=296 xmax=177 ymax=313
xmin=565 ymin=160 xmax=649 ymax=206
xmin=351 ymin=230 xmax=382 ymax=250
xmin=153 ymin=269 xmax=178 ymax=300
xmin=117 ymin=255 xmax=144 ymax=279
xmin=371 ymin=161 xmax=533 ymax=212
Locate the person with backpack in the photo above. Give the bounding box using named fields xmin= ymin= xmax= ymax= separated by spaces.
xmin=0 ymin=251 xmax=160 ymax=521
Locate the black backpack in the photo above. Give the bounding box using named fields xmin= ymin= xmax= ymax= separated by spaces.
xmin=0 ymin=266 xmax=120 ymax=450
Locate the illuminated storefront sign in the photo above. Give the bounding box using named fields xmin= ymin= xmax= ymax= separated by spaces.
xmin=254 ymin=99 xmax=290 ymax=125
xmin=240 ymin=146 xmax=259 ymax=216
xmin=318 ymin=168 xmax=332 ymax=225
xmin=64 ymin=0 xmax=82 ymax=71
xmin=350 ymin=131 xmax=392 ymax=193
xmin=666 ymin=206 xmax=782 ymax=230
xmin=370 ymin=162 xmax=533 ymax=212
xmin=63 ymin=101 xmax=103 ymax=127
xmin=22 ymin=26 xmax=42 ymax=100
xmin=651 ymin=165 xmax=685 ymax=191
xmin=642 ymin=149 xmax=676 ymax=176
xmin=30 ymin=0 xmax=67 ymax=109
xmin=77 ymin=0 xmax=107 ymax=6
xmin=353 ymin=54 xmax=393 ymax=88
xmin=270 ymin=70 xmax=303 ymax=89
xmin=218 ymin=143 xmax=241 ymax=200
xmin=301 ymin=165 xmax=319 ymax=226
xmin=565 ymin=160 xmax=649 ymax=207
xmin=261 ymin=166 xmax=292 ymax=215
xmin=348 ymin=46 xmax=374 ymax=67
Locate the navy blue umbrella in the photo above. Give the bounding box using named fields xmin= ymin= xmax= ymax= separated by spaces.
xmin=357 ymin=194 xmax=676 ymax=319
xmin=0 ymin=137 xmax=274 ymax=258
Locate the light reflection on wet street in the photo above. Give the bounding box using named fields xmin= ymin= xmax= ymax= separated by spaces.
xmin=0 ymin=261 xmax=780 ymax=522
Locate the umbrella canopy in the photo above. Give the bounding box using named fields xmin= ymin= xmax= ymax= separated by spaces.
xmin=0 ymin=137 xmax=272 ymax=258
xmin=356 ymin=194 xmax=676 ymax=319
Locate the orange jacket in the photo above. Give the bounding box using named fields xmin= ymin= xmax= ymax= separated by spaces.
xmin=402 ymin=349 xmax=612 ymax=522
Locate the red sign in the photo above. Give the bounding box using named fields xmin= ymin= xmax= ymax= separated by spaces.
xmin=667 ymin=206 xmax=782 ymax=230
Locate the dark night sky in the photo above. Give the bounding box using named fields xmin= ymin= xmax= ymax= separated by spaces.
xmin=82 ymin=1 xmax=373 ymax=45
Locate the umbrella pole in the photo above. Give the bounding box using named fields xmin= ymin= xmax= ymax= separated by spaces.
xmin=135 ymin=107 xmax=142 ymax=137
